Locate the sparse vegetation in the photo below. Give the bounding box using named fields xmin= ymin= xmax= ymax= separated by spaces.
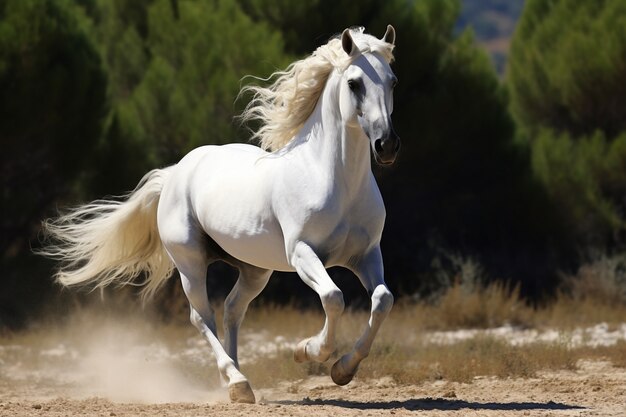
xmin=357 ymin=336 xmax=578 ymax=385
xmin=3 ymin=254 xmax=625 ymax=394
xmin=232 ymin=258 xmax=626 ymax=388
xmin=237 ymin=306 xmax=624 ymax=389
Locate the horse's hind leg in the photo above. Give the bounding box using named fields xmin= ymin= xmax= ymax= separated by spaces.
xmin=223 ymin=264 xmax=272 ymax=368
xmin=165 ymin=239 xmax=255 ymax=403
xmin=182 ymin=269 xmax=256 ymax=403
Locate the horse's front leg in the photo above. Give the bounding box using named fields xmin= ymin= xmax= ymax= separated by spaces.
xmin=290 ymin=241 xmax=345 ymax=363
xmin=331 ymin=246 xmax=393 ymax=385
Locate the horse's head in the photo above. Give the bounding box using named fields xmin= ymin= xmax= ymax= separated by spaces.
xmin=339 ymin=25 xmax=400 ymax=166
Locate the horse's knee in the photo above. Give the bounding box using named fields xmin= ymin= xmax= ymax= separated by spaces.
xmin=372 ymin=285 xmax=393 ymax=316
xmin=322 ymin=288 xmax=345 ymax=316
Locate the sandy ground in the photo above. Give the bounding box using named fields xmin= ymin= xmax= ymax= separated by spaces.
xmin=1 ymin=361 xmax=625 ymax=416
xmin=1 ymin=321 xmax=625 ymax=417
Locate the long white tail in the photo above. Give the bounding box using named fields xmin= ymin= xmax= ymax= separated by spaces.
xmin=40 ymin=168 xmax=175 ymax=301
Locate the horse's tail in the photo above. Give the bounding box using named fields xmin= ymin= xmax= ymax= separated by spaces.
xmin=39 ymin=168 xmax=175 ymax=301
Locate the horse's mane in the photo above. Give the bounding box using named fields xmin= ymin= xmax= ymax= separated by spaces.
xmin=239 ymin=27 xmax=395 ymax=152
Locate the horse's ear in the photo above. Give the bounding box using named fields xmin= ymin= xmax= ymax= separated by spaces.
xmin=341 ymin=29 xmax=356 ymax=56
xmin=382 ymin=24 xmax=396 ymax=45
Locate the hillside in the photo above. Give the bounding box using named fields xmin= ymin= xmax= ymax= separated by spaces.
xmin=456 ymin=0 xmax=525 ymax=74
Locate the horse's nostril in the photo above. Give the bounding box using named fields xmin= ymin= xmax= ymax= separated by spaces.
xmin=374 ymin=139 xmax=384 ymax=154
xmin=394 ymin=139 xmax=401 ymax=152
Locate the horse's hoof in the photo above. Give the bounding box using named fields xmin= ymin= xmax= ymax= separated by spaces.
xmin=228 ymin=380 xmax=256 ymax=404
xmin=293 ymin=338 xmax=310 ymax=363
xmin=331 ymin=358 xmax=356 ymax=386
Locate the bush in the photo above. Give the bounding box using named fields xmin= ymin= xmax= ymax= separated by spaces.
xmin=562 ymin=256 xmax=626 ymax=307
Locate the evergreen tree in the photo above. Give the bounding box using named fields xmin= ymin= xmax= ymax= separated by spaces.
xmin=509 ymin=0 xmax=626 ymax=249
xmin=509 ymin=0 xmax=626 ymax=138
xmin=84 ymin=0 xmax=288 ymax=194
xmin=0 ymin=0 xmax=107 ymax=260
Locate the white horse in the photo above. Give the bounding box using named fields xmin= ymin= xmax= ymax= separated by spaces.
xmin=41 ymin=25 xmax=400 ymax=403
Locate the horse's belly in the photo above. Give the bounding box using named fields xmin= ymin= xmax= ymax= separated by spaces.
xmin=208 ymin=227 xmax=294 ymax=272
xmin=198 ymin=195 xmax=292 ymax=271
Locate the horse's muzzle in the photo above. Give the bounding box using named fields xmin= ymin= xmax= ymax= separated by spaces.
xmin=373 ymin=130 xmax=400 ymax=166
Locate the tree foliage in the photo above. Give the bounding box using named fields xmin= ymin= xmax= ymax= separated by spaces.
xmin=509 ymin=0 xmax=626 ymax=138
xmin=0 ymin=0 xmax=107 ymax=259
xmin=509 ymin=0 xmax=626 ymax=249
xmin=531 ymin=130 xmax=626 ymax=246
xmin=84 ymin=0 xmax=288 ymax=194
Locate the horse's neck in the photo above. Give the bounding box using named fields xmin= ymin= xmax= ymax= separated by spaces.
xmin=296 ymin=79 xmax=372 ymax=193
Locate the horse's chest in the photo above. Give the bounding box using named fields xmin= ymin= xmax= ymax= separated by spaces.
xmin=314 ymin=209 xmax=384 ymax=266
xmin=334 ymin=223 xmax=372 ymax=253
xmin=277 ymin=173 xmax=385 ymax=264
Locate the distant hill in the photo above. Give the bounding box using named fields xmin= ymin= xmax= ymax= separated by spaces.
xmin=456 ymin=0 xmax=525 ymax=75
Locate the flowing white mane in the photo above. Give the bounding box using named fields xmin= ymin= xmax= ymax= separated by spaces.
xmin=240 ymin=27 xmax=395 ymax=152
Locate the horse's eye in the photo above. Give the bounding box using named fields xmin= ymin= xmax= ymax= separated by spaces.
xmin=348 ymin=79 xmax=360 ymax=92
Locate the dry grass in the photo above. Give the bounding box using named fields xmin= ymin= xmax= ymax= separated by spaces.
xmin=5 ymin=301 xmax=624 ymax=392
xmin=358 ymin=336 xmax=579 ymax=384
xmin=236 ymin=302 xmax=600 ymax=388
xmin=235 ymin=255 xmax=626 ymax=387
xmin=403 ymin=282 xmax=533 ymax=330
xmin=237 ymin=315 xmax=622 ymax=389
xmin=537 ymin=256 xmax=626 ymax=327
xmin=238 ymin=307 xmax=625 ymax=389
xmin=388 ymin=254 xmax=626 ymax=331
xmin=4 ymin=255 xmax=625 ymax=393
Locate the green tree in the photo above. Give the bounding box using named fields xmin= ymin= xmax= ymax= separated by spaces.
xmin=0 ymin=0 xmax=107 ymax=260
xmin=531 ymin=130 xmax=626 ymax=247
xmin=509 ymin=0 xmax=626 ymax=138
xmin=84 ymin=0 xmax=288 ymax=194
xmin=509 ymin=0 xmax=626 ymax=249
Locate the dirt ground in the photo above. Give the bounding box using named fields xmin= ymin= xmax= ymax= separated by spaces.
xmin=2 ymin=352 xmax=625 ymax=416
xmin=1 ymin=314 xmax=625 ymax=417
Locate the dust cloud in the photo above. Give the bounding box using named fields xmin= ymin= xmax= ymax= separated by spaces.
xmin=1 ymin=310 xmax=227 ymax=404
xmin=73 ymin=324 xmax=218 ymax=403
